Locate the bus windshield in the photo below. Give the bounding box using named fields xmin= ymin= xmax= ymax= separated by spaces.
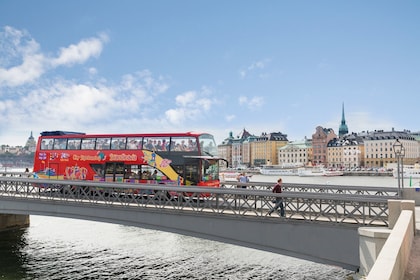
xmin=199 ymin=134 xmax=218 ymax=156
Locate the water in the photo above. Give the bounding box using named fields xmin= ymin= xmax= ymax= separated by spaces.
xmin=1 ymin=218 xmax=353 ymax=280
xmin=1 ymin=175 xmax=407 ymax=280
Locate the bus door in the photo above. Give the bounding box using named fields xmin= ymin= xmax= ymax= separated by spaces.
xmin=184 ymin=163 xmax=199 ymax=186
xmin=105 ymin=162 xmax=125 ymax=182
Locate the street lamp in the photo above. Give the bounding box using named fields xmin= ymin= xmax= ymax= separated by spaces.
xmin=393 ymin=139 xmax=404 ymax=197
xmin=401 ymin=145 xmax=405 ymax=190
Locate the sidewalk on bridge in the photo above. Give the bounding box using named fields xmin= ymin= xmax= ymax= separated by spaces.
xmin=404 ymin=206 xmax=420 ymax=280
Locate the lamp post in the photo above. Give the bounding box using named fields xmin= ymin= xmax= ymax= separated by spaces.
xmin=393 ymin=139 xmax=403 ymax=197
xmin=401 ymin=145 xmax=405 ymax=190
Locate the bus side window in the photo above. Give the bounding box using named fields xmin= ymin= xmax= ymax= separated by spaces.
xmin=97 ymin=138 xmax=111 ymax=150
xmin=111 ymin=137 xmax=126 ymax=150
xmin=144 ymin=138 xmax=155 ymax=150
xmin=53 ymin=139 xmax=66 ymax=150
xmin=47 ymin=140 xmax=53 ymax=149
xmin=187 ymin=138 xmax=197 ymax=151
xmin=81 ymin=138 xmax=96 ymax=150
xmin=159 ymin=138 xmax=169 ymax=151
xmin=68 ymin=139 xmax=81 ymax=150
xmin=41 ymin=140 xmax=47 ymax=150
xmin=171 ymin=137 xmax=194 ymax=151
xmin=127 ymin=137 xmax=142 ymax=149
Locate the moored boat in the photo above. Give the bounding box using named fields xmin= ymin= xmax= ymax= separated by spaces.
xmin=393 ymin=168 xmax=420 ymax=179
xmin=297 ymin=167 xmax=343 ymax=177
xmin=297 ymin=167 xmax=324 ymax=177
xmin=322 ymin=170 xmax=344 ymax=176
xmin=259 ymin=165 xmax=299 ymax=176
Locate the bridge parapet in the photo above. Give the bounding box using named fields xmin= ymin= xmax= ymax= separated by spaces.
xmin=0 ymin=176 xmax=391 ymax=226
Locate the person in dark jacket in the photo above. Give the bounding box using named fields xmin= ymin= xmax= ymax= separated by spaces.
xmin=268 ymin=177 xmax=285 ymax=217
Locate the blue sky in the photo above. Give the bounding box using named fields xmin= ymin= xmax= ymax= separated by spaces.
xmin=1 ymin=1 xmax=419 ymax=146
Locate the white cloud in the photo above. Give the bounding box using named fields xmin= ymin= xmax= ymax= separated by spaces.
xmin=0 ymin=53 xmax=45 ymax=87
xmin=51 ymin=33 xmax=109 ymax=67
xmin=239 ymin=58 xmax=270 ymax=79
xmin=248 ymin=60 xmax=267 ymax=70
xmin=175 ymin=91 xmax=196 ymax=106
xmin=165 ymin=108 xmax=187 ymax=124
xmin=238 ymin=96 xmax=264 ymax=109
xmin=0 ymin=69 xmax=171 ymax=144
xmin=239 ymin=96 xmax=248 ymax=105
xmin=248 ymin=96 xmax=264 ymax=108
xmin=165 ymin=88 xmax=216 ymax=125
xmin=0 ymin=26 xmax=45 ymax=87
xmin=348 ymin=112 xmax=395 ymax=134
xmin=88 ymin=67 xmax=98 ymax=75
xmin=197 ymin=98 xmax=212 ymax=111
xmin=0 ymin=26 xmax=108 ymax=88
xmin=225 ymin=114 xmax=235 ymax=122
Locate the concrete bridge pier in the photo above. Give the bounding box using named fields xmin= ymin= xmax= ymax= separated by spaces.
xmin=0 ymin=214 xmax=30 ymax=231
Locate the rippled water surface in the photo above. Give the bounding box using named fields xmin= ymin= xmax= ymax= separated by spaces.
xmin=0 ymin=216 xmax=354 ymax=280
xmin=1 ymin=175 xmax=397 ymax=279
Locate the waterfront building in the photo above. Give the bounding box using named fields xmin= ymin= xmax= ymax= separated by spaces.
xmin=361 ymin=129 xmax=417 ymax=168
xmin=312 ymin=126 xmax=337 ymax=166
xmin=217 ymin=101 xmax=419 ymax=169
xmin=327 ymin=139 xmax=344 ymax=168
xmin=251 ymin=132 xmax=288 ymax=166
xmin=231 ymin=138 xmax=242 ymax=169
xmin=327 ymin=133 xmax=364 ymax=168
xmin=233 ymin=129 xmax=252 ymax=168
xmin=217 ymin=132 xmax=234 ymax=169
xmin=409 ymin=131 xmax=420 ymax=164
xmin=218 ymin=130 xmax=288 ymax=168
xmin=218 ymin=129 xmax=252 ymax=168
xmin=0 ymin=145 xmax=21 ymax=155
xmin=278 ymin=138 xmax=311 ymax=167
xmin=241 ymin=135 xmax=258 ymax=167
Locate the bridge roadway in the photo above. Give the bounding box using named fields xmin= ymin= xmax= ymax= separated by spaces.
xmin=0 ymin=174 xmax=397 ymax=272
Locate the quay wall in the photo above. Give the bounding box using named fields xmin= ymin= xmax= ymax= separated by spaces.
xmin=343 ymin=171 xmax=392 ymax=177
xmin=0 ymin=214 xmax=30 ymax=231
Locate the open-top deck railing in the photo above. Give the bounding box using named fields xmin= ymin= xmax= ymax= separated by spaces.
xmin=0 ymin=174 xmax=393 ymax=226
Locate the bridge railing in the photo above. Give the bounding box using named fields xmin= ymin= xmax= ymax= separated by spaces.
xmin=2 ymin=172 xmax=399 ymax=196
xmin=222 ymin=180 xmax=399 ymax=196
xmin=0 ymin=176 xmax=391 ymax=226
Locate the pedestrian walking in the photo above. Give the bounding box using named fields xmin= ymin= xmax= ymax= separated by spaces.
xmin=268 ymin=177 xmax=285 ymax=217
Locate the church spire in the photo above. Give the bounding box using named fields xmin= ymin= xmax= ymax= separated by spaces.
xmin=339 ymin=103 xmax=348 ymax=137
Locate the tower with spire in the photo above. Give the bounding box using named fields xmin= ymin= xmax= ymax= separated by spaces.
xmin=25 ymin=131 xmax=37 ymax=153
xmin=338 ymin=103 xmax=349 ymax=137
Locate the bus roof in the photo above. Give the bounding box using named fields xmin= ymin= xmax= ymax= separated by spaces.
xmin=39 ymin=131 xmax=210 ymax=138
xmin=40 ymin=131 xmax=86 ymax=136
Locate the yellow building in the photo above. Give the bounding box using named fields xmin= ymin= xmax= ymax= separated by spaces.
xmin=250 ymin=132 xmax=288 ymax=166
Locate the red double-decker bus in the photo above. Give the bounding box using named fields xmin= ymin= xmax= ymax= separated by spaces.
xmin=33 ymin=131 xmax=226 ymax=187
